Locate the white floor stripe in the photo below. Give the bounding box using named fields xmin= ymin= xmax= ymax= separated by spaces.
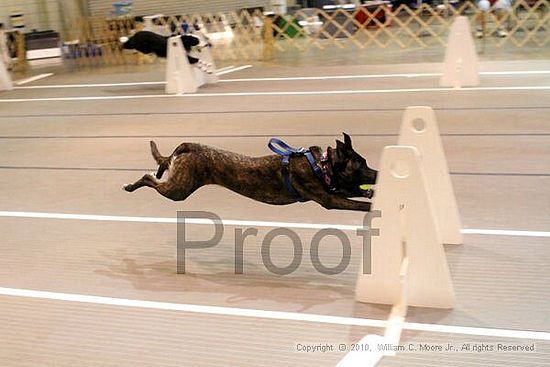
xmin=2 ymin=86 xmax=549 ymax=103
xmin=13 ymin=73 xmax=54 ymax=86
xmin=461 ymin=228 xmax=550 ymax=237
xmin=0 ymin=287 xmax=548 ymax=340
xmin=1 ymin=211 xmax=549 ymax=237
xmin=482 ymin=70 xmax=550 ymax=76
xmin=215 ymin=65 xmax=235 ymax=73
xmin=11 ymin=66 xmax=244 ymax=90
xmin=11 ymin=70 xmax=550 ymax=89
xmin=216 ymin=64 xmax=253 ymax=76
xmin=222 ymin=70 xmax=550 ymax=82
xmin=15 ymin=81 xmax=165 ymax=89
xmin=221 ymin=73 xmax=442 ymax=82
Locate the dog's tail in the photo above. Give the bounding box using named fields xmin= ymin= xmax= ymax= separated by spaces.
xmin=150 ymin=141 xmax=170 ymax=179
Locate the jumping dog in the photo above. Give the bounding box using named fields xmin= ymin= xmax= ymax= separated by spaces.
xmin=123 ymin=134 xmax=377 ymax=212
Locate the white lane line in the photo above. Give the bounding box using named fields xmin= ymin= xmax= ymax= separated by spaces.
xmin=461 ymin=228 xmax=550 ymax=237
xmin=14 ymin=81 xmax=165 ymax=89
xmin=2 ymin=86 xmax=549 ymax=103
xmin=222 ymin=70 xmax=550 ymax=82
xmin=0 ymin=287 xmax=548 ymax=340
xmin=11 ymin=70 xmax=550 ymax=89
xmin=10 ymin=66 xmax=244 ymax=90
xmin=482 ymin=70 xmax=550 ymax=76
xmin=221 ymin=73 xmax=443 ymax=82
xmin=216 ymin=64 xmax=253 ymax=76
xmin=13 ymin=73 xmax=54 ymax=86
xmin=1 ymin=211 xmax=549 ymax=237
xmin=215 ymin=65 xmax=235 ymax=73
xmin=0 ymin=210 xmax=357 ymax=230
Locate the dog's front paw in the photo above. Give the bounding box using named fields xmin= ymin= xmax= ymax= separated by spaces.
xmin=122 ymin=184 xmax=133 ymax=192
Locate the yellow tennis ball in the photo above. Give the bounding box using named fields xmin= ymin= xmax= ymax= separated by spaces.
xmin=359 ymin=184 xmax=372 ymax=191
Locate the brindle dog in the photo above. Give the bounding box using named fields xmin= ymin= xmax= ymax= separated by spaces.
xmin=123 ymin=133 xmax=377 ymax=212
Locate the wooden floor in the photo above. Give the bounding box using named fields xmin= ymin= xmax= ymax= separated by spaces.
xmin=0 ymin=60 xmax=549 ymax=366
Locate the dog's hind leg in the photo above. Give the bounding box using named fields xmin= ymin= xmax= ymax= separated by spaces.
xmin=123 ymin=173 xmax=198 ymax=202
xmin=150 ymin=141 xmax=193 ymax=179
xmin=150 ymin=141 xmax=171 ymax=179
xmin=123 ymin=173 xmax=159 ymax=192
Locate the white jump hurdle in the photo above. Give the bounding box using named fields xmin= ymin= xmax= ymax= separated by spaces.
xmin=440 ymin=16 xmax=479 ymax=88
xmin=355 ymin=144 xmax=455 ymax=308
xmin=356 ymin=106 xmax=459 ymax=309
xmin=338 ymin=258 xmax=409 ymax=367
xmin=343 ymin=106 xmax=460 ymax=366
xmin=165 ymin=34 xmax=218 ymax=95
xmin=0 ymin=58 xmax=13 ymax=91
xmin=398 ymin=107 xmax=463 ymax=245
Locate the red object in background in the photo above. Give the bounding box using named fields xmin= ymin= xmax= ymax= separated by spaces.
xmin=355 ymin=1 xmax=393 ymax=28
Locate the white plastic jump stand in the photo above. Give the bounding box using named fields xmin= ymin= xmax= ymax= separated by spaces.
xmin=347 ymin=258 xmax=408 ymax=364
xmin=336 ymin=334 xmax=385 ymax=367
xmin=440 ymin=16 xmax=479 ymax=88
xmin=0 ymin=59 xmax=13 ymax=91
xmin=166 ymin=36 xmax=198 ymax=94
xmin=165 ymin=35 xmax=218 ymax=94
xmin=382 ymin=256 xmax=409 ymax=356
xmin=337 ymin=254 xmax=410 ymax=367
xmin=398 ymin=106 xmax=463 ymax=245
xmin=193 ymin=32 xmax=219 ymax=85
xmin=355 ymin=146 xmax=455 ymax=309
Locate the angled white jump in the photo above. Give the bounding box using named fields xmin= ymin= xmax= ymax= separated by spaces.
xmin=165 ymin=34 xmax=218 ymax=94
xmin=0 ymin=58 xmax=13 ymax=91
xmin=398 ymin=106 xmax=463 ymax=245
xmin=440 ymin=16 xmax=479 ymax=88
xmin=355 ymin=145 xmax=455 ymax=309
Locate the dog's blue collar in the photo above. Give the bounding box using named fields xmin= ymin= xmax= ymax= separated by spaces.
xmin=268 ymin=138 xmax=335 ymax=202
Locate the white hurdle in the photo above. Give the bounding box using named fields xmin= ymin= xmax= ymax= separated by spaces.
xmin=345 ymin=107 xmax=461 ymax=365
xmin=0 ymin=58 xmax=13 ymax=91
xmin=398 ymin=107 xmax=463 ymax=245
xmin=440 ymin=16 xmax=479 ymax=88
xmin=355 ymin=145 xmax=455 ymax=309
xmin=338 ymin=259 xmax=409 ymax=367
xmin=356 ymin=106 xmax=460 ymax=309
xmin=165 ymin=34 xmax=218 ymax=95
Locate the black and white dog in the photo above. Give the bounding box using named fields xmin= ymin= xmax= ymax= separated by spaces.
xmin=120 ymin=30 xmax=213 ymax=73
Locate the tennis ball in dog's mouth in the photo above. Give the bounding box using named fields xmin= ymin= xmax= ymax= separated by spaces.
xmin=359 ymin=184 xmax=372 ymax=191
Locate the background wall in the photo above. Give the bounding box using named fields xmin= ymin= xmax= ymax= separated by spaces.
xmin=0 ymin=0 xmax=85 ymax=34
xmin=88 ymin=1 xmax=274 ymax=18
xmin=0 ymin=1 xmax=299 ymax=34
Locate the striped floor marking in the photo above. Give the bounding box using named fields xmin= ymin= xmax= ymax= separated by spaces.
xmin=2 ymin=86 xmax=549 ymax=103
xmin=11 ymin=70 xmax=550 ymax=89
xmin=13 ymin=73 xmax=54 ymax=86
xmin=0 ymin=287 xmax=548 ymax=340
xmin=0 ymin=211 xmax=549 ymax=237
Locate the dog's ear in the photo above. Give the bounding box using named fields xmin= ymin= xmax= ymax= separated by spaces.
xmin=343 ymin=132 xmax=352 ymax=149
xmin=335 ymin=139 xmax=349 ymax=159
xmin=336 ymin=139 xmax=346 ymax=152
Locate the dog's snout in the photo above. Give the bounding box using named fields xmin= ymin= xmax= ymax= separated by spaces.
xmin=364 ymin=169 xmax=378 ymax=184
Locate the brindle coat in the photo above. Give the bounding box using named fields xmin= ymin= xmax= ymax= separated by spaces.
xmin=123 ymin=134 xmax=377 ymax=212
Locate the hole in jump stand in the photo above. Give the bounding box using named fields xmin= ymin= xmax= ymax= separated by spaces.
xmin=391 ymin=160 xmax=410 ymax=179
xmin=412 ymin=118 xmax=426 ymax=133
